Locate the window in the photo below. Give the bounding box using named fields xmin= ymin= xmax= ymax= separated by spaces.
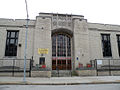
xmin=5 ymin=31 xmax=19 ymax=56
xmin=52 ymin=34 xmax=71 ymax=57
xmin=101 ymin=34 xmax=112 ymax=57
xmin=67 ymin=37 xmax=71 ymax=56
xmin=52 ymin=35 xmax=56 ymax=56
xmin=117 ymin=35 xmax=120 ymax=56
xmin=39 ymin=57 xmax=45 ymax=65
xmin=57 ymin=34 xmax=66 ymax=56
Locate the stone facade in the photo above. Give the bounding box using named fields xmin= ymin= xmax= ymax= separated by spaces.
xmin=0 ymin=12 xmax=120 ymax=73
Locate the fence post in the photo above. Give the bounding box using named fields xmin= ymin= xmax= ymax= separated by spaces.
xmin=109 ymin=59 xmax=111 ymax=76
xmin=90 ymin=60 xmax=92 ymax=67
xmin=70 ymin=70 xmax=72 ymax=77
xmin=56 ymin=66 xmax=59 ymax=77
xmin=29 ymin=59 xmax=32 ymax=77
xmin=12 ymin=59 xmax=15 ymax=76
xmin=94 ymin=60 xmax=96 ymax=68
xmin=95 ymin=59 xmax=98 ymax=76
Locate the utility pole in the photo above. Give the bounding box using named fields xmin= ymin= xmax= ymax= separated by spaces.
xmin=23 ymin=0 xmax=29 ymax=82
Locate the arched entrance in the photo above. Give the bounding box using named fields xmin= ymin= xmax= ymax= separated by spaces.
xmin=52 ymin=33 xmax=72 ymax=70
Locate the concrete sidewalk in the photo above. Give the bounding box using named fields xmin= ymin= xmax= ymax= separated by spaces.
xmin=0 ymin=76 xmax=120 ymax=85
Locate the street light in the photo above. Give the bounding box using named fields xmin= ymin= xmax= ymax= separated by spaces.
xmin=23 ymin=0 xmax=29 ymax=82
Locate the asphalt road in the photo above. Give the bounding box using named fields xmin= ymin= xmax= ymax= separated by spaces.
xmin=0 ymin=84 xmax=120 ymax=90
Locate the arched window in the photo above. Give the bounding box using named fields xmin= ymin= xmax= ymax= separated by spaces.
xmin=52 ymin=33 xmax=72 ymax=70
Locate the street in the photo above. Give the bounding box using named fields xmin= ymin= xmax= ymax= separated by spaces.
xmin=0 ymin=84 xmax=120 ymax=90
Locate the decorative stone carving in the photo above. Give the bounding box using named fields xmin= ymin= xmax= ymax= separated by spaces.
xmin=68 ymin=22 xmax=72 ymax=27
xmin=52 ymin=14 xmax=72 ymax=29
xmin=58 ymin=21 xmax=66 ymax=26
xmin=53 ymin=21 xmax=57 ymax=26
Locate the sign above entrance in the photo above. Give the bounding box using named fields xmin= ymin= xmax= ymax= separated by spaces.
xmin=38 ymin=48 xmax=48 ymax=54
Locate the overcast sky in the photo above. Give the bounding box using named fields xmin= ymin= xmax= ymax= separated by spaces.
xmin=0 ymin=0 xmax=120 ymax=25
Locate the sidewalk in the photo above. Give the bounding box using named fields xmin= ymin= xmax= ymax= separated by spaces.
xmin=0 ymin=76 xmax=120 ymax=85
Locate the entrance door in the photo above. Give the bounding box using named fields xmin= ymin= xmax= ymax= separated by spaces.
xmin=52 ymin=34 xmax=72 ymax=70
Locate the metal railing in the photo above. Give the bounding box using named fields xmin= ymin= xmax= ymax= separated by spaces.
xmin=90 ymin=59 xmax=120 ymax=76
xmin=0 ymin=58 xmax=33 ymax=77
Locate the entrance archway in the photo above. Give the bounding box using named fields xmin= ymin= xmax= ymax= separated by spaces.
xmin=52 ymin=33 xmax=72 ymax=70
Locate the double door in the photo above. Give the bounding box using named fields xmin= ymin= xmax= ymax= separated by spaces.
xmin=52 ymin=58 xmax=71 ymax=70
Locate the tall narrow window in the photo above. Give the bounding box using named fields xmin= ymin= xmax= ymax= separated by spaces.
xmin=5 ymin=31 xmax=19 ymax=56
xmin=117 ymin=35 xmax=120 ymax=56
xmin=52 ymin=34 xmax=72 ymax=70
xmin=101 ymin=34 xmax=112 ymax=57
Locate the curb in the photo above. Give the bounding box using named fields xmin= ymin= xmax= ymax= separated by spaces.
xmin=0 ymin=81 xmax=120 ymax=85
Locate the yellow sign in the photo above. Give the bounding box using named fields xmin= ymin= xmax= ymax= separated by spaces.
xmin=38 ymin=48 xmax=48 ymax=54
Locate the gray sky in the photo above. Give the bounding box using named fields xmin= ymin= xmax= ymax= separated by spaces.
xmin=0 ymin=0 xmax=120 ymax=25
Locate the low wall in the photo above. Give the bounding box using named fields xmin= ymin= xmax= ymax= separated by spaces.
xmin=0 ymin=70 xmax=120 ymax=77
xmin=0 ymin=72 xmax=12 ymax=76
xmin=31 ymin=71 xmax=51 ymax=78
xmin=0 ymin=71 xmax=51 ymax=77
xmin=76 ymin=69 xmax=120 ymax=76
xmin=76 ymin=70 xmax=96 ymax=76
xmin=0 ymin=72 xmax=30 ymax=77
xmin=97 ymin=71 xmax=110 ymax=76
xmin=97 ymin=71 xmax=120 ymax=76
xmin=111 ymin=71 xmax=120 ymax=76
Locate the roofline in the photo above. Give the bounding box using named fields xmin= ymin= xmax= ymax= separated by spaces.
xmin=39 ymin=12 xmax=84 ymax=17
xmin=88 ymin=22 xmax=120 ymax=27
